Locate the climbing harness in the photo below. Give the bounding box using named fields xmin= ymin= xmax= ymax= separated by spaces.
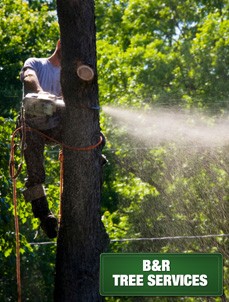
xmin=9 ymin=123 xmax=103 ymax=302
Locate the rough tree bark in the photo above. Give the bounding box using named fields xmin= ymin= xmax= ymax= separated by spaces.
xmin=54 ymin=0 xmax=108 ymax=301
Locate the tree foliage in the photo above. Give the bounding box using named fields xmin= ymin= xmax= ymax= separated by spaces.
xmin=96 ymin=0 xmax=229 ymax=108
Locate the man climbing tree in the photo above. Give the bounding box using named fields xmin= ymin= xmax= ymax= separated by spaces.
xmin=54 ymin=0 xmax=109 ymax=301
xmin=20 ymin=40 xmax=62 ymax=239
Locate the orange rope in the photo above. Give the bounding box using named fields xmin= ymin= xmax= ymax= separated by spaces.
xmin=13 ymin=177 xmax=22 ymax=302
xmin=10 ymin=126 xmax=103 ymax=179
xmin=58 ymin=149 xmax=64 ymax=224
xmin=24 ymin=126 xmax=103 ymax=151
xmin=10 ymin=131 xmax=22 ymax=302
xmin=9 ymin=128 xmax=23 ymax=180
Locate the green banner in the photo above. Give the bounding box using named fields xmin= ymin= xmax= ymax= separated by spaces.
xmin=100 ymin=253 xmax=223 ymax=296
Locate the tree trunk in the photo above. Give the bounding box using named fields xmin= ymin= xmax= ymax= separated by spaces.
xmin=54 ymin=1 xmax=108 ymax=301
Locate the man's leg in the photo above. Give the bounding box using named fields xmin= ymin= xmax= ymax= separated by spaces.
xmin=23 ymin=130 xmax=58 ymax=238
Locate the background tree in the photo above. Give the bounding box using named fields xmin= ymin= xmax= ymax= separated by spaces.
xmin=96 ymin=0 xmax=229 ymax=108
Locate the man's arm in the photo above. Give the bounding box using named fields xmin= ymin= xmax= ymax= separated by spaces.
xmin=21 ymin=68 xmax=43 ymax=94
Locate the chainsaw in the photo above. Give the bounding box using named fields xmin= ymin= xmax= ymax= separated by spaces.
xmin=22 ymin=92 xmax=65 ymax=130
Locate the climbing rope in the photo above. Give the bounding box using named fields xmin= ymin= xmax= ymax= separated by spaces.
xmin=10 ymin=142 xmax=22 ymax=302
xmin=10 ymin=125 xmax=103 ymax=181
xmin=9 ymin=125 xmax=103 ymax=302
xmin=58 ymin=149 xmax=64 ymax=224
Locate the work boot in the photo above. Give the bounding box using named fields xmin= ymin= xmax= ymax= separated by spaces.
xmin=31 ymin=196 xmax=58 ymax=238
